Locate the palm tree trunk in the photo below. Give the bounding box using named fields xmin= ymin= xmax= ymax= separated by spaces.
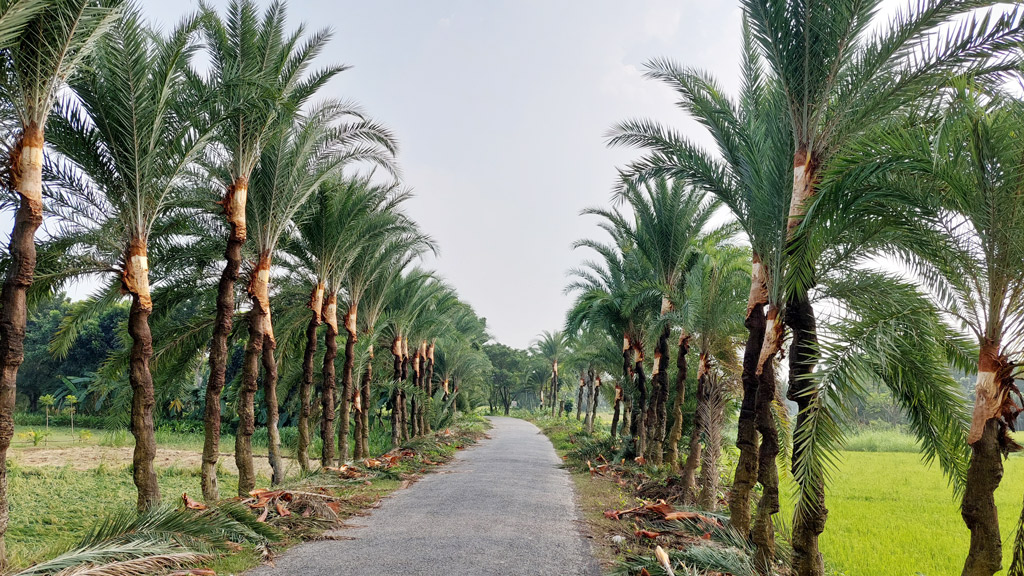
xmin=649 ymin=320 xmax=671 ymax=464
xmin=202 ymin=176 xmax=248 ymax=501
xmin=124 ymin=239 xmax=160 ymax=510
xmin=576 ymin=380 xmax=584 ymax=421
xmin=425 ymin=343 xmax=435 ymax=433
xmin=337 ymin=304 xmax=357 ymax=464
xmin=667 ymin=333 xmax=691 ymax=470
xmin=961 ymin=342 xmax=1007 ymax=576
xmin=355 ymin=347 xmax=373 ymax=459
xmin=588 ymin=373 xmax=599 ymax=434
xmin=752 ymin=309 xmax=782 ymax=572
xmin=391 ymin=337 xmax=402 ymax=448
xmin=262 ymin=333 xmax=284 ymax=485
xmin=320 ymin=294 xmax=338 ymax=467
xmin=0 ymin=126 xmax=45 ymax=557
xmin=681 ymin=353 xmax=709 ymax=503
xmin=410 ymin=348 xmax=421 ymax=437
xmin=400 ymin=339 xmax=410 ymax=442
xmin=731 ymin=254 xmax=769 ymax=536
xmin=297 ymin=285 xmax=323 ymax=472
xmin=551 ymin=362 xmax=559 ymax=417
xmin=631 ymin=348 xmax=648 ymax=459
xmin=786 ymin=293 xmax=825 ymax=576
xmin=236 ymin=256 xmax=271 ymax=496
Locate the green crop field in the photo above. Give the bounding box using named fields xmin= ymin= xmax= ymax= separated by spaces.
xmin=782 ymin=450 xmax=1024 ymax=576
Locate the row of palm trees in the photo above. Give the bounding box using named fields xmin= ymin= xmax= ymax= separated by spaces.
xmin=0 ymin=0 xmax=492 ymax=566
xmin=561 ymin=2 xmax=1024 ymax=575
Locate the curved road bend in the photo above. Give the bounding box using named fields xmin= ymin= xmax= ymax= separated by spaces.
xmin=249 ymin=416 xmax=598 ymax=576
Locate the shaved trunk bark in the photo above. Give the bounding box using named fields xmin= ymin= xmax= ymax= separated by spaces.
xmin=731 ymin=255 xmax=768 ymax=536
xmin=962 ymin=342 xmax=1007 ymax=576
xmin=128 ymin=291 xmax=160 ymax=510
xmin=0 ymin=127 xmax=45 ymax=557
xmin=262 ymin=335 xmax=284 ymax=485
xmin=297 ymin=314 xmax=318 ymax=472
xmin=787 ymin=293 xmax=825 ymax=576
xmin=752 ymin=356 xmax=781 ymax=572
xmin=667 ymin=334 xmax=691 ymax=470
xmin=203 ymin=175 xmax=248 ymax=502
xmin=681 ymin=353 xmax=709 ymax=503
xmin=337 ymin=307 xmax=357 ymax=464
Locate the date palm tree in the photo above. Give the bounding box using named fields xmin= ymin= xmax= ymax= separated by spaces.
xmin=42 ymin=8 xmax=212 ymax=510
xmin=350 ymin=231 xmax=433 ymax=458
xmin=825 ymin=85 xmax=1024 ymax=576
xmin=742 ymin=2 xmax=1023 ymax=571
xmin=234 ymin=101 xmax=395 ymax=493
xmin=567 ymin=221 xmax=656 ymax=450
xmin=0 ymin=0 xmax=119 ymax=558
xmin=533 ymin=330 xmax=568 ymax=417
xmin=284 ymin=176 xmax=419 ymax=469
xmin=676 ymin=245 xmax=748 ymax=509
xmin=584 ymin=178 xmax=724 ymax=464
xmin=197 ymin=0 xmax=348 ymax=500
xmin=607 ymin=22 xmax=790 ymax=559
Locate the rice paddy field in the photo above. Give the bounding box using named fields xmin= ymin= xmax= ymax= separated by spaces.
xmin=782 ymin=433 xmax=1024 ymax=576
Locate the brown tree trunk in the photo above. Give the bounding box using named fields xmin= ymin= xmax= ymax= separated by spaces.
xmin=235 ymin=303 xmax=264 ymax=493
xmin=610 ymin=384 xmax=622 ymax=439
xmin=391 ymin=337 xmax=402 ymax=448
xmin=425 ymin=343 xmax=435 ymax=433
xmin=202 ymin=175 xmax=248 ymax=501
xmin=400 ymin=339 xmax=410 ymax=442
xmin=262 ymin=334 xmax=284 ymax=485
xmin=358 ymin=344 xmax=378 ymax=457
xmin=588 ymin=374 xmax=600 ymax=434
xmin=730 ymin=254 xmax=769 ymax=536
xmin=649 ymin=320 xmax=671 ymax=465
xmin=667 ymin=333 xmax=691 ymax=470
xmin=576 ymin=378 xmax=584 ymax=421
xmin=297 ymin=285 xmax=324 ymax=472
xmin=410 ymin=347 xmax=421 ymax=437
xmin=630 ymin=348 xmax=648 ymax=459
xmin=786 ymin=293 xmax=825 ymax=576
xmin=0 ymin=126 xmax=45 ymax=557
xmin=123 ymin=239 xmax=159 ymax=510
xmin=752 ymin=320 xmax=781 ymax=572
xmin=551 ymin=362 xmax=559 ymax=417
xmin=337 ymin=304 xmax=357 ymax=464
xmin=320 ymin=294 xmax=338 ymax=467
xmin=681 ymin=353 xmax=709 ymax=503
xmin=961 ymin=342 xmax=1008 ymax=576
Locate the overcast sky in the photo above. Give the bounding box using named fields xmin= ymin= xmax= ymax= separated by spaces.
xmin=139 ymin=1 xmax=736 ymax=348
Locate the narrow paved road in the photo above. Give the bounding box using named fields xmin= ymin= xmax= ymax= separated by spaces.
xmin=250 ymin=417 xmax=598 ymax=576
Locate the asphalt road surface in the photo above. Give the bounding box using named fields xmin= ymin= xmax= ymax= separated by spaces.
xmin=249 ymin=416 xmax=598 ymax=576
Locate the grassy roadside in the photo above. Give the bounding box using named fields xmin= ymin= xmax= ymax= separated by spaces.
xmin=7 ymin=416 xmax=490 ymax=574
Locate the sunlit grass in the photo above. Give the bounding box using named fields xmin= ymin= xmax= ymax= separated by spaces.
xmin=782 ymin=450 xmax=1024 ymax=576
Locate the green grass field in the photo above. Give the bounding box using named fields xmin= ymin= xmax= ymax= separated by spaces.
xmin=782 ymin=451 xmax=1024 ymax=576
